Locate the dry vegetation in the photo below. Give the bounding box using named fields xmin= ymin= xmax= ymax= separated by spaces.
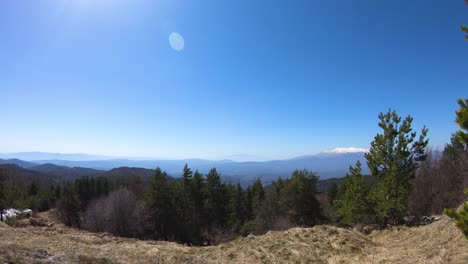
xmin=0 ymin=210 xmax=467 ymax=264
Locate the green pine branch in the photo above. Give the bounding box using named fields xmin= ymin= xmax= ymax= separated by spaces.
xmin=464 ymin=1 xmax=468 ymax=40
xmin=462 ymin=25 xmax=468 ymax=41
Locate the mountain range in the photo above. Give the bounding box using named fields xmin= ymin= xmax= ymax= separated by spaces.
xmin=0 ymin=151 xmax=368 ymax=184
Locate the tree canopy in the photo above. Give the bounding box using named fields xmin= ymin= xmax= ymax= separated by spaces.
xmin=365 ymin=109 xmax=428 ymax=224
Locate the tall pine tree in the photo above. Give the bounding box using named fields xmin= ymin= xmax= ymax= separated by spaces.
xmin=205 ymin=168 xmax=227 ymax=227
xmin=191 ymin=170 xmax=206 ymax=240
xmin=366 ymin=109 xmax=428 ymax=225
xmin=228 ymin=183 xmax=247 ymax=231
xmin=146 ymin=167 xmax=175 ymax=240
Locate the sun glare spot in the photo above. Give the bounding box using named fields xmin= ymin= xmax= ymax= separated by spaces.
xmin=169 ymin=32 xmax=185 ymax=51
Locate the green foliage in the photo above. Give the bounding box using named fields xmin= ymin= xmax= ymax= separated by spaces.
xmin=74 ymin=176 xmax=112 ymax=211
xmin=334 ymin=161 xmax=369 ymax=225
xmin=444 ymin=189 xmax=468 ymax=239
xmin=365 ymin=109 xmax=428 ymax=225
xmin=204 ymin=168 xmax=228 ymax=226
xmin=175 ymin=164 xmax=198 ymax=242
xmin=11 ymin=199 xmax=29 ymax=210
xmin=239 ymin=221 xmax=256 ymax=236
xmin=57 ymin=184 xmax=81 ymax=227
xmin=182 ymin=163 xmax=193 ymax=187
xmin=455 ymin=98 xmax=468 ymax=145
xmin=191 ymin=170 xmax=206 ymax=230
xmin=280 ymin=169 xmax=321 ymax=226
xmin=327 ymin=182 xmax=338 ymax=207
xmin=4 ymin=216 xmax=19 ymax=227
xmin=463 ymin=1 xmax=468 ymax=41
xmin=28 ymin=181 xmax=39 ymax=196
xmin=250 ymin=178 xmax=265 ymax=213
xmin=228 ymin=183 xmax=248 ymax=231
xmin=146 ymin=165 xmax=244 ymax=244
xmin=146 ymin=168 xmax=176 ymax=240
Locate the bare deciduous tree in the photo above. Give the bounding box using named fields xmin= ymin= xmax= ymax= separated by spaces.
xmin=83 ymin=188 xmax=148 ymax=237
xmin=409 ymin=138 xmax=466 ymax=216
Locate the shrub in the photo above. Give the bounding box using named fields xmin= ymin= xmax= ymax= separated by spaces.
xmin=444 ymin=189 xmax=468 ymax=239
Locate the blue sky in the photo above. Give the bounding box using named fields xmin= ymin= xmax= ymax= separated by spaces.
xmin=1 ymin=0 xmax=467 ymax=161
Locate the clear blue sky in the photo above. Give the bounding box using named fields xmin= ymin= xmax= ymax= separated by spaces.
xmin=1 ymin=0 xmax=467 ymax=161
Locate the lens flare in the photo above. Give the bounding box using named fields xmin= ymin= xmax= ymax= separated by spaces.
xmin=169 ymin=32 xmax=184 ymax=51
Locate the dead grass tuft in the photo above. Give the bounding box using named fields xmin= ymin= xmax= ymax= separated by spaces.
xmin=0 ymin=211 xmax=466 ymax=263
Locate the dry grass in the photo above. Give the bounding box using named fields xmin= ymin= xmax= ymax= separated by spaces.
xmin=367 ymin=215 xmax=468 ymax=263
xmin=0 ymin=211 xmax=466 ymax=264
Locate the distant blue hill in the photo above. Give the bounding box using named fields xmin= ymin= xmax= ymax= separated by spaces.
xmin=0 ymin=152 xmax=372 ymax=187
xmin=0 ymin=152 xmax=368 ymax=183
xmin=0 ymin=152 xmax=114 ymax=162
xmin=0 ymin=158 xmax=38 ymax=168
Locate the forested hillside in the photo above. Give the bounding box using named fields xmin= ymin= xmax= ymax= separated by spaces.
xmin=2 ymin=99 xmax=467 ymax=245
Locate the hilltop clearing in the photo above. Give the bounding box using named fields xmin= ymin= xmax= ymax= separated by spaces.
xmin=0 ymin=211 xmax=466 ymax=263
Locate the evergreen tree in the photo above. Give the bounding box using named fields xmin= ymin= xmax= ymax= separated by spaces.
xmin=281 ymin=169 xmax=321 ymax=226
xmin=250 ymin=178 xmax=265 ymax=213
xmin=244 ymin=186 xmax=254 ymax=220
xmin=57 ymin=184 xmax=81 ymax=227
xmin=28 ymin=181 xmax=39 ymax=196
xmin=455 ymin=98 xmax=468 ymax=145
xmin=334 ymin=161 xmax=368 ymax=225
xmin=182 ymin=163 xmax=193 ymax=189
xmin=255 ymin=177 xmax=284 ymax=232
xmin=229 ymin=183 xmax=246 ymax=231
xmin=75 ymin=177 xmax=94 ymax=211
xmin=178 ymin=164 xmax=197 ymax=242
xmin=365 ymin=109 xmax=428 ymax=225
xmin=54 ymin=185 xmax=62 ymax=200
xmin=191 ymin=170 xmax=206 ymax=240
xmin=192 ymin=170 xmax=206 ymax=210
xmin=327 ymin=182 xmax=339 ymax=207
xmin=146 ymin=168 xmax=175 ymax=239
xmin=205 ymin=168 xmax=227 ymax=226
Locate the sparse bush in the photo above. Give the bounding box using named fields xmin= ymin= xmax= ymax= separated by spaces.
xmin=4 ymin=217 xmax=18 ymax=227
xmin=202 ymin=225 xmax=236 ymax=245
xmin=444 ymin=189 xmax=468 ymax=239
xmin=83 ymin=188 xmax=148 ymax=238
xmin=239 ymin=221 xmax=256 ymax=236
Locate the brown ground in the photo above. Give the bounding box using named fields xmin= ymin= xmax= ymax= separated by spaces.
xmin=0 ymin=211 xmax=467 ymax=264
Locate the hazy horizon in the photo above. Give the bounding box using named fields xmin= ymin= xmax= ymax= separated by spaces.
xmin=0 ymin=147 xmax=369 ymax=162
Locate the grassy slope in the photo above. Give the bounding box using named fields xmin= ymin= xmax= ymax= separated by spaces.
xmin=0 ymin=211 xmax=467 ymax=264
